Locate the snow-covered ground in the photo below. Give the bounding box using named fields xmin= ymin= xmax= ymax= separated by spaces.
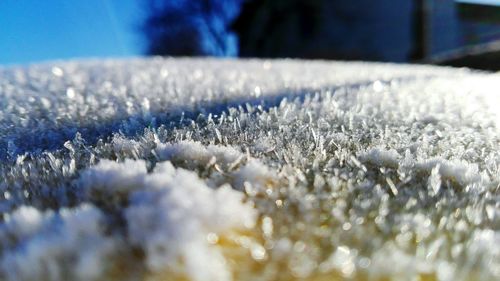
xmin=0 ymin=58 xmax=499 ymax=281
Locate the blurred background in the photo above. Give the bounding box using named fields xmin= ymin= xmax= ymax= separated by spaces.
xmin=1 ymin=0 xmax=499 ymax=70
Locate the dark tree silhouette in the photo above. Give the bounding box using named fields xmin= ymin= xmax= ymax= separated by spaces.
xmin=232 ymin=0 xmax=325 ymax=58
xmin=143 ymin=0 xmax=243 ymax=56
xmin=409 ymin=0 xmax=431 ymax=61
xmin=232 ymin=0 xmax=385 ymax=60
xmin=142 ymin=0 xmax=440 ymax=62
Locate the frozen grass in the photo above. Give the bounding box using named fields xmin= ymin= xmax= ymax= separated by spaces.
xmin=0 ymin=58 xmax=499 ymax=281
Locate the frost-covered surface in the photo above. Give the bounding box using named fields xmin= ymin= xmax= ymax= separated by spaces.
xmin=0 ymin=58 xmax=499 ymax=281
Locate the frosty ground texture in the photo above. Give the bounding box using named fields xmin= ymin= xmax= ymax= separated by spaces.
xmin=0 ymin=58 xmax=499 ymax=281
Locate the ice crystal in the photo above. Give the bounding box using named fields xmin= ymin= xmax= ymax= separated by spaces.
xmin=0 ymin=58 xmax=499 ymax=280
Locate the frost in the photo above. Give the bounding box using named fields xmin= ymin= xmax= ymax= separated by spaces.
xmin=0 ymin=204 xmax=115 ymax=281
xmin=369 ymin=242 xmax=434 ymax=279
xmin=359 ymin=147 xmax=401 ymax=168
xmin=79 ymin=159 xmax=148 ymax=195
xmin=0 ymin=58 xmax=499 ymax=280
xmin=81 ymin=159 xmax=256 ymax=281
xmin=417 ymin=158 xmax=485 ymax=188
xmin=1 ymin=158 xmax=256 ymax=281
xmin=156 ymin=140 xmax=278 ymax=192
xmin=156 ymin=140 xmax=243 ymax=169
xmin=428 ymin=164 xmax=442 ymax=196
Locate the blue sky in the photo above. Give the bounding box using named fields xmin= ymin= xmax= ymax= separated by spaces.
xmin=1 ymin=0 xmax=499 ymax=66
xmin=0 ymin=0 xmax=143 ymax=65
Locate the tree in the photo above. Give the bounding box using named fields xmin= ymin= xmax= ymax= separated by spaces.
xmin=143 ymin=0 xmax=244 ymax=56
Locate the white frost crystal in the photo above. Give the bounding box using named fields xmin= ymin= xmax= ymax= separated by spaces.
xmin=0 ymin=58 xmax=499 ymax=280
xmin=0 ymin=204 xmax=115 ymax=281
xmin=156 ymin=140 xmax=243 ymax=168
xmin=79 ymin=159 xmax=148 ymax=195
xmin=1 ymin=157 xmax=256 ymax=281
xmin=109 ymin=160 xmax=255 ymax=281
